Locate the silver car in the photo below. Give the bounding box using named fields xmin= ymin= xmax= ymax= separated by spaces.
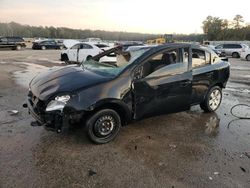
xmin=215 ymin=43 xmax=249 ymax=58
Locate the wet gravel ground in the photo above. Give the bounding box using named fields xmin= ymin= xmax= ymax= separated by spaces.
xmin=0 ymin=49 xmax=250 ymax=188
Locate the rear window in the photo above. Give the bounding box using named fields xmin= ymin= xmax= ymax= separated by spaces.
xmin=224 ymin=44 xmax=242 ymax=49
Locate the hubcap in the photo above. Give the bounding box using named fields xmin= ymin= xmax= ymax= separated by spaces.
xmin=94 ymin=115 xmax=115 ymax=136
xmin=247 ymin=55 xmax=250 ymax=61
xmin=209 ymin=89 xmax=222 ymax=110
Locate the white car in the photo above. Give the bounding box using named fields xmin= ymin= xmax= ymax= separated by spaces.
xmin=240 ymin=48 xmax=250 ymax=61
xmin=215 ymin=43 xmax=249 ymax=58
xmin=61 ymin=42 xmax=103 ymax=63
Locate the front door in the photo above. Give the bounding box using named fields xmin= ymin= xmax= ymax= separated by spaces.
xmin=132 ymin=47 xmax=192 ymax=119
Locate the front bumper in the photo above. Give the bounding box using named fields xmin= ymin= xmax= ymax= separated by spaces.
xmin=26 ymin=97 xmax=65 ymax=131
xmin=25 ymin=93 xmax=85 ymax=132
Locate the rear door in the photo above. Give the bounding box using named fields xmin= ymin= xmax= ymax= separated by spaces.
xmin=191 ymin=48 xmax=214 ymax=104
xmin=132 ymin=47 xmax=192 ymax=119
xmin=78 ymin=43 xmax=97 ymax=62
xmin=67 ymin=44 xmax=79 ymax=62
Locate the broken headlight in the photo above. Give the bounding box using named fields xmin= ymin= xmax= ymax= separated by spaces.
xmin=45 ymin=95 xmax=71 ymax=112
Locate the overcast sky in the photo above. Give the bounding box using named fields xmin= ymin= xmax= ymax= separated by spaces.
xmin=1 ymin=0 xmax=250 ymax=34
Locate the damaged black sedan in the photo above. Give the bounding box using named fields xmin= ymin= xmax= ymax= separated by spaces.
xmin=24 ymin=43 xmax=230 ymax=144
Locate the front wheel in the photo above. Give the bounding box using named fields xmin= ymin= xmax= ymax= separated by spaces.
xmin=232 ymin=52 xmax=239 ymax=58
xmin=86 ymin=109 xmax=121 ymax=144
xmin=200 ymin=86 xmax=222 ymax=112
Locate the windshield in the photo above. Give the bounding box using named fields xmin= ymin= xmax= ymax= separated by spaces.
xmin=81 ymin=47 xmax=150 ymax=77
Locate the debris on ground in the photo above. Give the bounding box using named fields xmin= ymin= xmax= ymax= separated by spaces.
xmin=240 ymin=167 xmax=246 ymax=173
xmin=214 ymin=172 xmax=219 ymax=175
xmin=244 ymin=152 xmax=250 ymax=159
xmin=88 ymin=169 xmax=97 ymax=177
xmin=169 ymin=144 xmax=177 ymax=149
xmin=7 ymin=110 xmax=19 ymax=116
xmin=209 ymin=177 xmax=213 ymax=180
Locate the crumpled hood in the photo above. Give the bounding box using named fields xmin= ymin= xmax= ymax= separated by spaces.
xmin=30 ymin=65 xmax=110 ymax=101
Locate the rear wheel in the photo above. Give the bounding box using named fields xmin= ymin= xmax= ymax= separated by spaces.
xmin=41 ymin=46 xmax=46 ymax=50
xmin=232 ymin=52 xmax=239 ymax=58
xmin=246 ymin=55 xmax=250 ymax=61
xmin=61 ymin=54 xmax=69 ymax=64
xmin=86 ymin=109 xmax=121 ymax=144
xmin=200 ymin=86 xmax=222 ymax=112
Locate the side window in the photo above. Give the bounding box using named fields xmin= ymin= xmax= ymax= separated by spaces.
xmin=192 ymin=49 xmax=210 ymax=68
xmin=71 ymin=44 xmax=80 ymax=49
xmin=50 ymin=41 xmax=56 ymax=45
xmin=43 ymin=41 xmax=50 ymax=45
xmin=82 ymin=44 xmax=93 ymax=49
xmin=140 ymin=48 xmax=188 ymax=78
xmin=223 ymin=44 xmax=231 ymax=48
xmin=215 ymin=44 xmax=223 ymax=49
xmin=234 ymin=44 xmax=242 ymax=49
xmin=1 ymin=38 xmax=7 ymax=42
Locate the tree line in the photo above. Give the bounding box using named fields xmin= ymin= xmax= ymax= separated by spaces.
xmin=202 ymin=15 xmax=250 ymax=41
xmin=0 ymin=22 xmax=204 ymax=42
xmin=0 ymin=22 xmax=162 ymax=41
xmin=1 ymin=17 xmax=249 ymax=42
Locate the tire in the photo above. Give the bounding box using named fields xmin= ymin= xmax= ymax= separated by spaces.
xmin=16 ymin=45 xmax=21 ymax=50
xmin=86 ymin=109 xmax=121 ymax=144
xmin=86 ymin=55 xmax=92 ymax=61
xmin=41 ymin=46 xmax=46 ymax=50
xmin=232 ymin=52 xmax=239 ymax=58
xmin=200 ymin=86 xmax=222 ymax=112
xmin=61 ymin=54 xmax=69 ymax=64
xmin=246 ymin=55 xmax=250 ymax=61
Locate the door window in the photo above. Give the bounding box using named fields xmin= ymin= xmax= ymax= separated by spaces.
xmin=215 ymin=44 xmax=223 ymax=49
xmin=71 ymin=44 xmax=80 ymax=49
xmin=0 ymin=38 xmax=7 ymax=43
xmin=140 ymin=48 xmax=188 ymax=79
xmin=192 ymin=49 xmax=211 ymax=68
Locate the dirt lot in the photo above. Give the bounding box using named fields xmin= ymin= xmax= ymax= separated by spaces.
xmin=0 ymin=49 xmax=250 ymax=188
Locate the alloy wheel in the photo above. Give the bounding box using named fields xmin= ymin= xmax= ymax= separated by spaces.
xmin=209 ymin=89 xmax=222 ymax=111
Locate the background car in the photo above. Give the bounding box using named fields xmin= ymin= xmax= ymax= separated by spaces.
xmin=61 ymin=42 xmax=103 ymax=63
xmin=204 ymin=44 xmax=226 ymax=57
xmin=215 ymin=43 xmax=249 ymax=58
xmin=32 ymin=40 xmax=64 ymax=50
xmin=240 ymin=48 xmax=250 ymax=61
xmin=0 ymin=36 xmax=26 ymax=50
xmin=94 ymin=43 xmax=110 ymax=51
